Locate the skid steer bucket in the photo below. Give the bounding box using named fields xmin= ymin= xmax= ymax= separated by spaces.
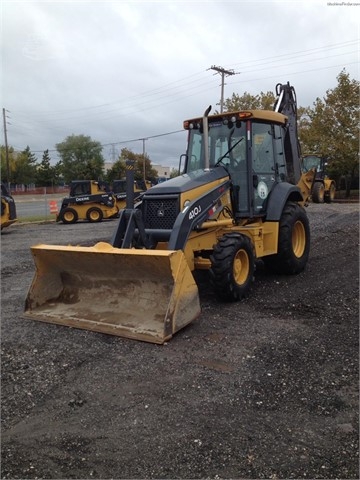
xmin=24 ymin=242 xmax=201 ymax=344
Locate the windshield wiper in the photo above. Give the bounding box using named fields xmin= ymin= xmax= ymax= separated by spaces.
xmin=214 ymin=137 xmax=244 ymax=167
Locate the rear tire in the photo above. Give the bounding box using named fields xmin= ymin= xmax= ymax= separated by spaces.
xmin=210 ymin=233 xmax=254 ymax=301
xmin=86 ymin=207 xmax=103 ymax=223
xmin=312 ymin=182 xmax=325 ymax=203
xmin=264 ymin=201 xmax=310 ymax=274
xmin=60 ymin=207 xmax=78 ymax=224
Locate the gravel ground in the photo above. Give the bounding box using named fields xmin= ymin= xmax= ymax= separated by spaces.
xmin=1 ymin=202 xmax=359 ymax=480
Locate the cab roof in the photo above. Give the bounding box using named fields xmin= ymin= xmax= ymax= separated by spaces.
xmin=184 ymin=109 xmax=287 ymax=128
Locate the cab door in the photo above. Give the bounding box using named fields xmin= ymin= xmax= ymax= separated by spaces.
xmin=251 ymin=122 xmax=278 ymax=213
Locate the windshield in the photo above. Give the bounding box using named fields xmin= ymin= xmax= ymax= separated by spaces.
xmin=303 ymin=155 xmax=322 ymax=172
xmin=186 ymin=121 xmax=246 ymax=173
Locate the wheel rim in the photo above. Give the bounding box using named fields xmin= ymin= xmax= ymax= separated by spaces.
xmin=89 ymin=210 xmax=100 ymax=221
xmin=64 ymin=211 xmax=74 ymax=222
xmin=233 ymin=249 xmax=250 ymax=285
xmin=292 ymin=220 xmax=306 ymax=258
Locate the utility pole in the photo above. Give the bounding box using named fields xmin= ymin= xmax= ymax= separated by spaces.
xmin=110 ymin=144 xmax=116 ymax=162
xmin=2 ymin=107 xmax=10 ymax=188
xmin=208 ymin=65 xmax=240 ymax=113
xmin=142 ymin=138 xmax=148 ymax=181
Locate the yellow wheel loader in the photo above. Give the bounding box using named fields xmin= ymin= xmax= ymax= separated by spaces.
xmin=56 ymin=180 xmax=119 ymax=224
xmin=1 ymin=182 xmax=17 ymax=230
xmin=302 ymin=154 xmax=336 ymax=203
xmin=25 ymin=82 xmax=316 ymax=344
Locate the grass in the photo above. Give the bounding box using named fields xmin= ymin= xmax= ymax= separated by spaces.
xmin=17 ymin=215 xmax=57 ymax=223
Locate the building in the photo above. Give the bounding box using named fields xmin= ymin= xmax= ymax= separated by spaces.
xmin=152 ymin=164 xmax=170 ymax=180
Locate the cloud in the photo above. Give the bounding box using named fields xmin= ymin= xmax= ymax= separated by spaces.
xmin=2 ymin=0 xmax=358 ymax=168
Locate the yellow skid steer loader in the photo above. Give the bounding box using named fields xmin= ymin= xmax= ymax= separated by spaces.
xmin=57 ymin=180 xmax=118 ymax=224
xmin=25 ymin=82 xmax=315 ymax=344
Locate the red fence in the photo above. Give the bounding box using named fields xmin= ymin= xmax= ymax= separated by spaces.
xmin=11 ymin=186 xmax=68 ymax=196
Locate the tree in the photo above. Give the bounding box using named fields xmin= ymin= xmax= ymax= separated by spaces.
xmin=53 ymin=161 xmax=64 ymax=185
xmin=11 ymin=146 xmax=38 ymax=189
xmin=0 ymin=145 xmax=18 ymax=185
xmin=56 ymin=134 xmax=105 ymax=183
xmin=170 ymin=167 xmax=180 ymax=178
xmin=106 ymin=147 xmax=158 ymax=183
xmin=299 ymin=70 xmax=359 ymax=196
xmin=222 ymin=90 xmax=276 ymax=112
xmin=35 ymin=150 xmax=56 ymax=187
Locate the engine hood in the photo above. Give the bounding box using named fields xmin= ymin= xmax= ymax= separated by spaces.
xmin=147 ymin=167 xmax=229 ymax=196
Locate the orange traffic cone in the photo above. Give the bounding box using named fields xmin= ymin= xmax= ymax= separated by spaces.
xmin=49 ymin=200 xmax=58 ymax=214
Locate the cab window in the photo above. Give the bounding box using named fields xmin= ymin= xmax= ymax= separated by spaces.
xmin=251 ymin=122 xmax=276 ymax=212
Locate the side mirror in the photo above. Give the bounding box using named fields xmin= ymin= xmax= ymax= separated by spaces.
xmin=179 ymin=154 xmax=187 ymax=175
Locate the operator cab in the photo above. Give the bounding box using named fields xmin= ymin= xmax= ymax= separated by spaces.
xmin=302 ymin=154 xmax=327 ymax=180
xmin=182 ymin=111 xmax=289 ymax=218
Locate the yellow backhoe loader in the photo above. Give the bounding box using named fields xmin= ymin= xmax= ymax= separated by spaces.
xmin=1 ymin=182 xmax=17 ymax=230
xmin=25 ymin=82 xmax=315 ymax=344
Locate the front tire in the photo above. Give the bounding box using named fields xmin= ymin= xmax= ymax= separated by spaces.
xmin=312 ymin=182 xmax=325 ymax=203
xmin=210 ymin=233 xmax=254 ymax=301
xmin=264 ymin=201 xmax=310 ymax=274
xmin=60 ymin=207 xmax=78 ymax=224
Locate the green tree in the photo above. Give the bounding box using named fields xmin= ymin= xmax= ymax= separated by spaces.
xmin=53 ymin=161 xmax=64 ymax=185
xmin=222 ymin=90 xmax=276 ymax=112
xmin=106 ymin=148 xmax=157 ymax=183
xmin=11 ymin=146 xmax=38 ymax=188
xmin=106 ymin=157 xmax=126 ymax=183
xmin=56 ymin=134 xmax=105 ymax=183
xmin=170 ymin=167 xmax=180 ymax=178
xmin=0 ymin=145 xmax=18 ymax=185
xmin=299 ymin=70 xmax=359 ymax=196
xmin=35 ymin=149 xmax=56 ymax=187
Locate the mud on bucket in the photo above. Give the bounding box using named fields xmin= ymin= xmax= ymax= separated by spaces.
xmin=24 ymin=242 xmax=201 ymax=344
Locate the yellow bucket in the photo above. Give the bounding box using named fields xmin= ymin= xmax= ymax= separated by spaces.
xmin=24 ymin=242 xmax=201 ymax=344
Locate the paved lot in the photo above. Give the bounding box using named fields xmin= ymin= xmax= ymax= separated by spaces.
xmin=1 ymin=202 xmax=359 ymax=479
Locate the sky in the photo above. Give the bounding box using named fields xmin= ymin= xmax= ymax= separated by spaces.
xmin=1 ymin=0 xmax=359 ymax=170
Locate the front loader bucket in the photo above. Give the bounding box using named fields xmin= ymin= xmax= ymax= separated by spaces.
xmin=24 ymin=243 xmax=201 ymax=344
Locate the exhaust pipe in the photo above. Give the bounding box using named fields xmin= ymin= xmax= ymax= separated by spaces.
xmin=203 ymin=105 xmax=212 ymax=170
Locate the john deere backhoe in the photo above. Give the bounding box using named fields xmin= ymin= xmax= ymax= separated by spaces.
xmin=25 ymin=82 xmax=315 ymax=343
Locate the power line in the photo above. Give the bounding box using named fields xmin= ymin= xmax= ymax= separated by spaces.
xmin=227 ymin=39 xmax=358 ymax=69
xmin=227 ymin=61 xmax=359 ymax=87
xmin=227 ymin=50 xmax=357 ymax=76
xmin=26 ymin=129 xmax=185 ymax=154
xmin=6 ymin=39 xmax=358 ymax=153
xmin=11 ymin=39 xmax=357 ymax=121
xmin=9 ymin=59 xmax=357 ymax=154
